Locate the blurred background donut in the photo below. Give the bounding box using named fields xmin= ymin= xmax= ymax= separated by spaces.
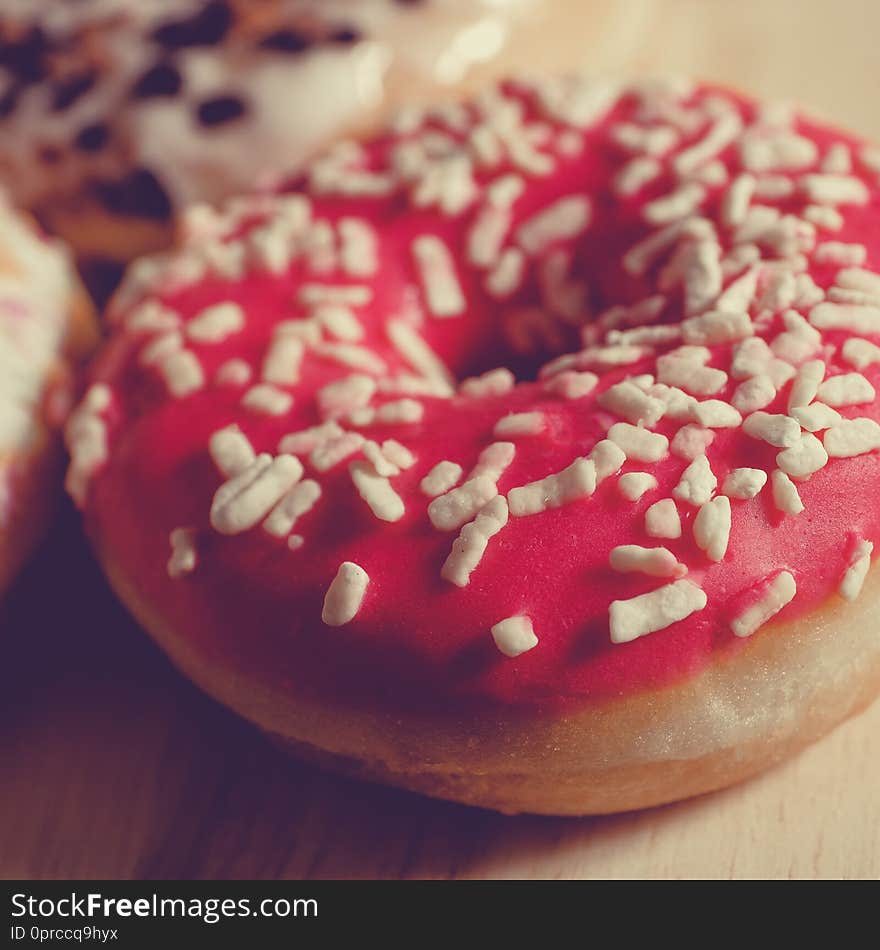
xmin=0 ymin=0 xmax=536 ymax=286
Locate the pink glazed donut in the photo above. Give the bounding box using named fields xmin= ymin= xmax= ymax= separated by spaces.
xmin=68 ymin=77 xmax=880 ymax=814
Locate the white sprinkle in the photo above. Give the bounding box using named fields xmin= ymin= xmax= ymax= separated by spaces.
xmin=771 ymin=469 xmax=804 ymax=515
xmin=429 ymin=475 xmax=499 ymax=531
xmin=349 ymin=461 xmax=405 ymax=522
xmin=338 ymin=218 xmax=378 ymax=277
xmin=800 ymin=173 xmax=870 ymax=206
xmin=624 ymin=217 xmax=715 ymax=276
xmin=412 ymin=235 xmax=465 ymax=318
xmin=739 ymin=131 xmax=817 ymax=173
xmin=298 ymin=283 xmax=371 ymax=307
xmin=693 ymin=495 xmax=731 ymax=561
xmin=787 ymin=359 xmax=826 ymax=411
xmin=517 ymin=196 xmax=591 ymax=255
xmin=790 ymin=402 xmax=842 ymax=432
xmin=609 ymin=579 xmax=707 ymax=645
xmin=167 ymin=528 xmax=198 ymax=579
xmin=507 ymin=458 xmax=597 ymax=517
xmin=840 ymin=539 xmax=874 ymax=601
xmin=610 ymin=544 xmax=685 ymax=578
xmin=607 ymin=423 xmax=668 ymax=462
xmin=816 ymin=372 xmax=876 ymax=408
xmin=242 ymin=383 xmax=293 ymax=416
xmin=690 ymin=400 xmax=742 ymax=429
xmin=186 ymin=302 xmax=244 ymax=343
xmin=317 ymin=374 xmax=376 ymax=418
xmin=386 ymin=320 xmax=454 ymax=391
xmin=681 ymin=310 xmax=753 ymax=346
xmin=590 ymin=439 xmax=627 ymax=482
xmin=671 ymin=424 xmax=715 ymax=461
xmin=467 ymin=206 xmax=511 ymax=268
xmin=210 ymin=454 xmax=303 ymax=535
xmin=674 ymin=111 xmax=742 ymax=175
xmin=683 ymin=242 xmax=723 ymax=315
xmin=814 ymin=241 xmax=867 ymax=267
xmin=209 ymin=424 xmax=256 ymax=477
xmin=809 ymin=302 xmax=880 ymax=334
xmin=599 ymin=381 xmax=665 ymax=426
xmin=374 ymin=399 xmax=424 ymax=425
xmin=459 ymin=368 xmax=515 ymax=399
xmin=545 ymin=370 xmax=598 ymax=400
xmin=420 ymin=460 xmax=463 ymax=497
xmin=493 ymin=412 xmax=545 ymax=438
xmin=490 ymin=616 xmax=538 ymax=658
xmin=441 ymin=496 xmax=509 ymax=587
xmin=215 ymin=359 xmax=252 ymax=387
xmin=314 ymin=342 xmax=387 ymax=375
xmin=485 ymin=248 xmax=525 ymax=298
xmin=754 ymin=175 xmax=796 ymax=199
xmin=643 ymin=182 xmax=706 ymax=224
xmin=731 ymin=572 xmax=797 ymax=638
xmin=673 ymin=454 xmax=717 ymax=506
xmin=721 ymin=174 xmax=756 ymax=227
xmin=836 ymin=267 xmax=880 ymax=296
xmin=743 ymin=411 xmax=801 ymax=447
xmin=310 ymin=432 xmax=365 ymax=472
xmin=732 ymin=375 xmax=776 ymax=414
xmin=645 ymin=498 xmax=682 ymax=539
xmin=617 ymin=472 xmax=658 ymax=502
xmin=804 ymin=205 xmax=844 ymax=231
xmin=776 ymin=433 xmax=829 ymax=479
xmin=614 ymin=157 xmax=661 ymax=196
xmin=261 ymin=332 xmax=304 ymax=386
xmin=822 ymin=143 xmax=852 ymax=174
xmin=322 ymin=562 xmax=369 ymax=626
xmin=362 ymin=440 xmax=400 ymax=477
xmin=824 ymin=418 xmax=880 ymax=457
xmin=842 ymin=338 xmax=880 ymax=371
xmin=315 ymin=304 xmax=364 ymax=342
xmin=263 ymin=479 xmax=321 ymax=536
xmin=279 ymin=420 xmax=344 ymax=455
xmin=656 ymin=351 xmax=727 ymax=397
xmin=722 ymin=467 xmax=768 ymax=499
xmin=381 ymin=440 xmax=415 ymax=470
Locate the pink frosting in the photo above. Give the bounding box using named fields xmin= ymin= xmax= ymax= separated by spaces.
xmin=72 ymin=78 xmax=880 ymax=712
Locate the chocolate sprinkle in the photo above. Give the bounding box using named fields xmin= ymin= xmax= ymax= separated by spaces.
xmin=196 ymin=95 xmax=246 ymax=127
xmin=74 ymin=123 xmax=110 ymax=152
xmin=0 ymin=26 xmax=51 ymax=85
xmin=329 ymin=27 xmax=362 ymax=45
xmin=51 ymin=70 xmax=97 ymax=112
xmin=131 ymin=62 xmax=183 ymax=100
xmin=92 ymin=168 xmax=172 ymax=221
xmin=258 ymin=29 xmax=311 ymax=54
xmin=151 ymin=1 xmax=232 ymax=50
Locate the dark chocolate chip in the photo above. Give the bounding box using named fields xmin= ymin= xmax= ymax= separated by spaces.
xmin=92 ymin=168 xmax=172 ymax=221
xmin=151 ymin=1 xmax=232 ymax=50
xmin=51 ymin=70 xmax=97 ymax=112
xmin=0 ymin=26 xmax=51 ymax=84
xmin=74 ymin=122 xmax=110 ymax=152
xmin=329 ymin=27 xmax=361 ymax=45
xmin=39 ymin=145 xmax=62 ymax=164
xmin=258 ymin=29 xmax=311 ymax=54
xmin=196 ymin=94 xmax=246 ymax=126
xmin=0 ymin=84 xmax=20 ymax=119
xmin=130 ymin=62 xmax=183 ymax=99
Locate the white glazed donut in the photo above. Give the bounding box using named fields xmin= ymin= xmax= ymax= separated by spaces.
xmin=0 ymin=192 xmax=95 ymax=596
xmin=0 ymin=0 xmax=534 ymax=268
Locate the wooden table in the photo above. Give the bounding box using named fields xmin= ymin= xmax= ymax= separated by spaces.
xmin=2 ymin=0 xmax=879 ymax=880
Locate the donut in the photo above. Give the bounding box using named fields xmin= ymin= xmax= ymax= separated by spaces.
xmin=68 ymin=76 xmax=880 ymax=815
xmin=0 ymin=192 xmax=96 ymax=597
xmin=0 ymin=0 xmax=533 ymax=273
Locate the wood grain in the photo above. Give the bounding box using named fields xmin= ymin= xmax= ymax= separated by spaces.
xmin=3 ymin=0 xmax=880 ymax=880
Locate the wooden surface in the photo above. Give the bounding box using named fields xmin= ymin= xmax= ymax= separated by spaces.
xmin=3 ymin=0 xmax=880 ymax=880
